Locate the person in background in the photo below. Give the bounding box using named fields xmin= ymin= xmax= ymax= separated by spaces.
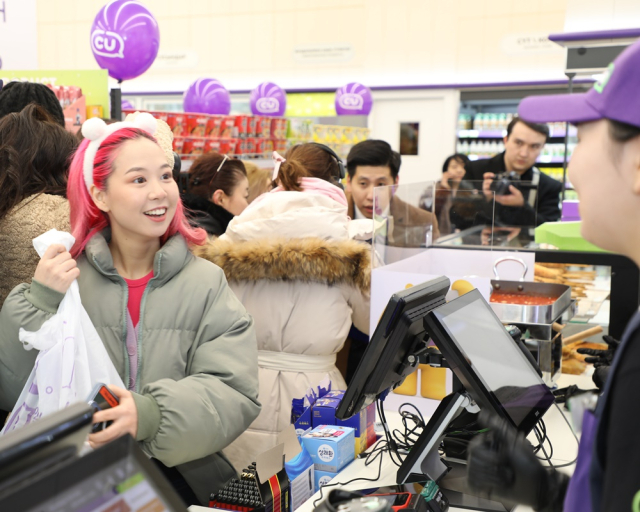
xmin=464 ymin=116 xmax=562 ymax=227
xmin=466 ymin=39 xmax=640 ymax=512
xmin=0 ymin=81 xmax=66 ymax=127
xmin=0 ymin=105 xmax=78 ymax=309
xmin=345 ymin=139 xmax=439 ymax=245
xmin=420 ymin=153 xmax=475 ymax=235
xmin=195 ymin=143 xmax=370 ymax=471
xmin=244 ymin=161 xmax=274 ymax=203
xmin=0 ymin=114 xmax=260 ymax=506
xmin=182 ymin=152 xmax=249 ymax=237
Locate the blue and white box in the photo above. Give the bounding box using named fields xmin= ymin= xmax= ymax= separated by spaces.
xmin=301 ymin=425 xmax=355 ymax=473
xmin=314 ymin=469 xmax=338 ymax=493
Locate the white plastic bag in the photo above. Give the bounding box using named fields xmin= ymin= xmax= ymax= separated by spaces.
xmin=2 ymin=229 xmax=124 ymax=434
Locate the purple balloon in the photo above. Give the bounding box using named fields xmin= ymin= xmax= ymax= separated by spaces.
xmin=121 ymin=99 xmax=135 ymax=110
xmin=183 ymin=78 xmax=231 ymax=115
xmin=90 ymin=0 xmax=160 ymax=81
xmin=335 ymin=82 xmax=373 ymax=115
xmin=249 ymin=82 xmax=287 ymax=116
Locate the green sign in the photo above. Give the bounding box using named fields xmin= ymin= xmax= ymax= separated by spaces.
xmin=285 ymin=93 xmax=336 ymax=117
xmin=0 ymin=70 xmax=110 ymax=113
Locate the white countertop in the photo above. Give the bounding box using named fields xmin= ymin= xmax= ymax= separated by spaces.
xmin=191 ymin=373 xmax=591 ymax=512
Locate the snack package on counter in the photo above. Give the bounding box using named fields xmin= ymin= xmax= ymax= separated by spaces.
xmin=311 ymin=390 xmax=376 ymax=456
xmin=220 ymin=116 xmax=236 ymax=138
xmin=209 ymin=442 xmax=291 ymax=512
xmin=185 ymin=113 xmax=209 ymax=137
xmin=206 ymin=115 xmax=224 ymax=137
xmin=314 ymin=469 xmax=337 ymax=493
xmin=182 ymin=137 xmax=205 ymax=157
xmin=301 ymin=425 xmax=355 ymax=472
xmin=291 ymin=377 xmax=333 ymax=436
xmin=280 ymin=425 xmax=314 ymax=512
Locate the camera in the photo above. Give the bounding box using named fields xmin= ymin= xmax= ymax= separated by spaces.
xmin=490 ymin=171 xmax=520 ymax=196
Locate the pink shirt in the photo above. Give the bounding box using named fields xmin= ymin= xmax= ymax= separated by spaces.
xmin=124 ymin=271 xmax=153 ymax=327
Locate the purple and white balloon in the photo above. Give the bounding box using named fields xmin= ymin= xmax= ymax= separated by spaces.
xmin=249 ymin=82 xmax=287 ymax=116
xmin=183 ymin=78 xmax=231 ymax=115
xmin=335 ymin=82 xmax=373 ymax=115
xmin=90 ymin=0 xmax=160 ymax=81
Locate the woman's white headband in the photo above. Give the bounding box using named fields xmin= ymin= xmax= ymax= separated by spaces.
xmin=80 ymin=113 xmax=158 ymax=191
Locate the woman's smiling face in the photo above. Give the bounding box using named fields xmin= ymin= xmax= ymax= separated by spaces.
xmin=93 ymin=137 xmax=179 ymax=243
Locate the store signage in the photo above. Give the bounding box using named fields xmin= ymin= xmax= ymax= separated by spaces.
xmin=0 ymin=70 xmax=109 ymax=113
xmin=293 ymin=43 xmax=354 ymax=64
xmin=0 ymin=0 xmax=38 ymax=69
xmin=501 ymin=33 xmax=562 ymax=56
xmin=154 ymin=50 xmax=199 ymax=69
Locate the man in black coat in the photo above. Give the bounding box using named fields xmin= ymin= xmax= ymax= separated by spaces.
xmin=465 ymin=117 xmax=562 ymax=227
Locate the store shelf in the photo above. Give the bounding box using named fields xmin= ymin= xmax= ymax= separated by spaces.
xmin=457 ymin=128 xmax=576 ymax=139
xmin=466 ymin=155 xmax=568 ymax=164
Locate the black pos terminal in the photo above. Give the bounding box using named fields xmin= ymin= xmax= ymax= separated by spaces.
xmin=337 ymin=277 xmax=555 ymax=512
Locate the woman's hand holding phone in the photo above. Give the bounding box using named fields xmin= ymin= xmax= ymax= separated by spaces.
xmin=88 ymin=384 xmax=138 ymax=449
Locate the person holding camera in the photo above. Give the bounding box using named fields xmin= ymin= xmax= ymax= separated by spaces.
xmin=465 ymin=117 xmax=562 ymax=227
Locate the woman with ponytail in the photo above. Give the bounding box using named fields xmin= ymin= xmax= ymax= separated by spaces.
xmin=196 ymin=143 xmax=371 ymax=470
xmin=0 ymin=114 xmax=260 ymax=506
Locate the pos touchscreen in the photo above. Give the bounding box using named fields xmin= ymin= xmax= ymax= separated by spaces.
xmin=425 ymin=288 xmax=555 ymax=434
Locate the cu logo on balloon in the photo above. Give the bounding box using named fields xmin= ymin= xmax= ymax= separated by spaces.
xmin=338 ymin=93 xmax=364 ymax=110
xmin=256 ymin=97 xmax=280 ymax=114
xmin=91 ymin=30 xmax=125 ymax=59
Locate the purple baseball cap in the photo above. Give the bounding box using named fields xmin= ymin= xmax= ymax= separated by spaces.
xmin=519 ymin=39 xmax=640 ymax=128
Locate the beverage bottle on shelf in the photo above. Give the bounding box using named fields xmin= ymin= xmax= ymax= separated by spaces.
xmin=474 ymin=113 xmax=483 ymax=131
xmin=469 ymin=140 xmax=478 ymax=156
xmin=460 ymin=140 xmax=470 ymax=154
xmin=505 ymin=112 xmax=514 ymax=129
xmin=498 ymin=113 xmax=507 ymax=131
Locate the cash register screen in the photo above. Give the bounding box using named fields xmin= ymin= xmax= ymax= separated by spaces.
xmin=431 ymin=290 xmax=554 ymax=428
xmin=24 ymin=452 xmax=176 ymax=512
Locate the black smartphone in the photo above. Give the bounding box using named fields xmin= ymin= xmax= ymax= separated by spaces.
xmin=87 ymin=383 xmax=119 ymax=433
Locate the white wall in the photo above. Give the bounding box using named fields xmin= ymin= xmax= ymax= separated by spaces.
xmin=369 ymin=89 xmax=460 ymax=184
xmin=564 ymin=0 xmax=640 ymax=31
xmin=36 ymin=0 xmax=569 ymax=93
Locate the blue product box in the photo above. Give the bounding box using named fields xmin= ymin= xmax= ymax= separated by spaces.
xmin=293 ymin=405 xmax=312 ymax=436
xmin=314 ymin=469 xmax=338 ymax=492
xmin=312 ymin=396 xmax=365 ymax=437
xmin=301 ymin=425 xmax=355 ymax=472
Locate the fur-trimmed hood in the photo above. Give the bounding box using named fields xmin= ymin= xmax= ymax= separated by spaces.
xmin=194 ymin=237 xmax=371 ymax=293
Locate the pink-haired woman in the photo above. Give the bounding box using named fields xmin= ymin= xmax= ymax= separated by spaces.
xmin=0 ymin=114 xmax=260 ymax=506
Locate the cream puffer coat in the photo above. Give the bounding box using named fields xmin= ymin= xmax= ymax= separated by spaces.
xmin=195 ymin=189 xmax=371 ymax=471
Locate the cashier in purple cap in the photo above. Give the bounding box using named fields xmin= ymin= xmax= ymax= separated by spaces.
xmin=465 ymin=39 xmax=640 ymax=512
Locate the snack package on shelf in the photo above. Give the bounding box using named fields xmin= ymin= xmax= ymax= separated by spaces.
xmin=271 ymin=118 xmax=288 ymax=139
xmin=182 ymin=137 xmax=206 ymax=158
xmin=235 ymin=115 xmax=249 ymax=138
xmin=172 ymin=136 xmax=185 ymax=155
xmin=219 ymin=138 xmax=236 ymax=155
xmin=185 ymin=113 xmax=209 ymax=137
xmin=220 ymin=116 xmax=235 ymax=138
xmin=205 ymin=115 xmax=224 ymax=137
xmin=204 ymin=139 xmax=221 ymax=154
